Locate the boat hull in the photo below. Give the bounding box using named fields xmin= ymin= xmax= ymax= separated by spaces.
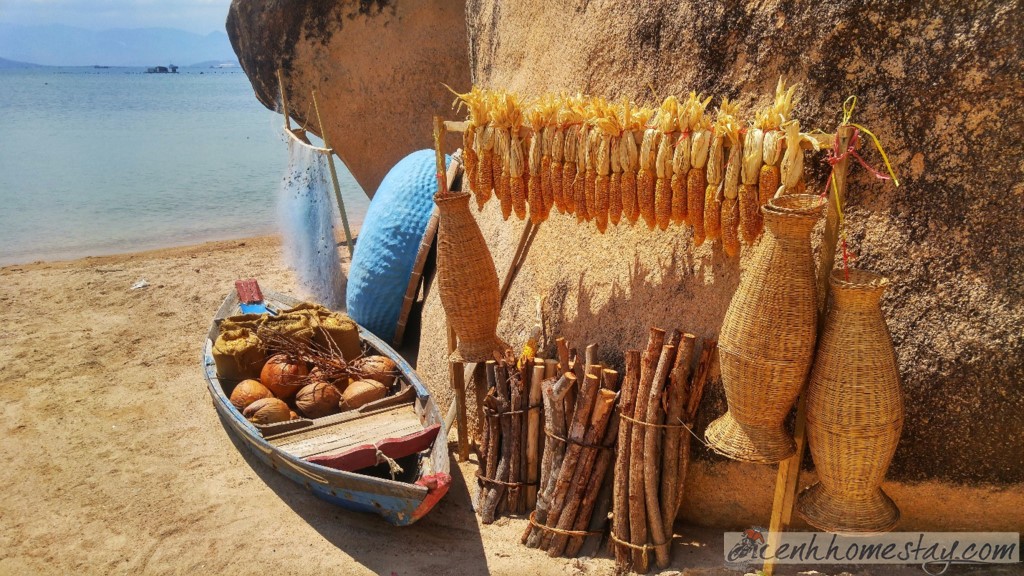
xmin=203 ymin=289 xmax=449 ymax=526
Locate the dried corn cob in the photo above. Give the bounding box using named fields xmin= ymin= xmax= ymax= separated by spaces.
xmin=528 ymin=130 xmax=544 ymax=224
xmin=740 ymin=127 xmax=765 ymax=241
xmin=670 ymin=128 xmax=691 ymax=224
xmin=717 ymin=99 xmax=742 ymax=251
xmin=583 ymin=127 xmax=598 ymax=223
xmin=722 ymin=197 xmax=740 ymax=257
xmin=621 ymin=129 xmax=639 ymax=224
xmin=562 ymin=124 xmax=579 ymax=215
xmin=759 ymin=78 xmax=798 ymax=206
xmin=493 ymin=126 xmax=512 ymax=219
xmin=540 ymin=128 xmax=553 ymax=216
xmin=551 ymin=125 xmax=565 ymax=213
xmin=637 ymin=127 xmax=658 ymax=228
xmin=510 ymin=132 xmax=527 ymax=220
xmin=478 ymin=125 xmax=495 ymax=208
xmin=595 ymin=135 xmax=611 ymax=233
xmin=577 ymin=123 xmax=593 ymax=222
xmin=464 ymin=127 xmax=477 ymax=194
xmin=653 ymin=96 xmax=678 ymax=230
xmin=779 ymin=120 xmax=805 ymax=197
xmin=704 ymin=121 xmax=725 ymax=241
xmin=609 ymin=134 xmax=623 ymax=225
xmin=686 ymin=95 xmax=713 ymax=244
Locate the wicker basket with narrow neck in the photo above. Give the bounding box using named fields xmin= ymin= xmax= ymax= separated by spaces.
xmin=705 ymin=194 xmax=825 ymax=464
xmin=797 ymin=268 xmax=903 ymax=534
xmin=434 ymin=191 xmax=505 ymax=362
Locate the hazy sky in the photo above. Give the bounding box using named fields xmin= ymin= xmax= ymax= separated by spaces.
xmin=0 ymin=0 xmax=233 ymax=35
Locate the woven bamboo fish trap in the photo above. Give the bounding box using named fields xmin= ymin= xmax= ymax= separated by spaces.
xmin=435 ymin=191 xmax=505 ymax=362
xmin=797 ymin=268 xmax=903 ymax=534
xmin=705 ymin=194 xmax=825 ymax=464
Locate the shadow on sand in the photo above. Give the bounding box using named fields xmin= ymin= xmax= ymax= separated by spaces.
xmin=222 ymin=423 xmax=489 ymax=575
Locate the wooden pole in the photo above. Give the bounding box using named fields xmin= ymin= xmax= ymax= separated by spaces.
xmin=311 ymin=89 xmax=355 ymax=257
xmin=762 ymin=125 xmax=854 ymax=576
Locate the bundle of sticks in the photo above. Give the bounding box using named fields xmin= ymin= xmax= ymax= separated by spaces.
xmin=449 ymin=80 xmax=824 ymax=257
xmin=522 ymin=338 xmax=621 ymax=558
xmin=477 ymin=348 xmax=555 ymax=523
xmin=611 ymin=328 xmax=716 ymax=573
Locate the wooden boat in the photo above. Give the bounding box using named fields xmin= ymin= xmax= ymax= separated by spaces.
xmin=202 ymin=287 xmax=450 ymax=526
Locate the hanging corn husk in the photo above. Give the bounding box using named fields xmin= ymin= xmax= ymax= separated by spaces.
xmin=703 ymin=112 xmax=726 ymax=242
xmin=778 ymin=119 xmax=805 ymax=197
xmin=592 ymin=102 xmax=618 ymax=233
xmin=477 ymin=125 xmax=496 ymax=209
xmin=493 ymin=125 xmax=513 ymax=219
xmin=609 ymin=130 xmax=624 ymax=225
xmin=551 ymin=101 xmax=569 ymax=213
xmin=574 ymin=121 xmax=591 ymax=222
xmin=653 ymin=97 xmax=678 ymax=230
xmin=740 ymin=124 xmax=765 ymax=242
xmin=562 ymin=127 xmax=579 ymax=215
xmin=759 ymin=79 xmax=798 ymax=207
xmin=541 ymin=126 xmax=554 ymax=216
xmin=450 ymin=86 xmax=490 ymax=206
xmin=637 ymin=126 xmax=658 ymax=228
xmin=687 ymin=95 xmax=713 ymax=245
xmin=583 ymin=125 xmax=600 ymax=223
xmin=670 ymin=94 xmax=695 ymax=226
xmin=719 ymin=101 xmax=743 ymax=257
xmin=528 ymin=129 xmax=544 ymax=223
xmin=507 ymin=97 xmax=528 ymax=220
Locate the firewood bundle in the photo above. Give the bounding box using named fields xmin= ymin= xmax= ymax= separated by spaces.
xmin=448 ymin=79 xmax=827 ymax=257
xmin=522 ymin=339 xmax=621 ymax=558
xmin=611 ymin=328 xmax=716 ymax=573
xmin=477 ymin=349 xmax=554 ymax=523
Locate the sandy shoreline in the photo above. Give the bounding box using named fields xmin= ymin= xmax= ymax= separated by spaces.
xmin=0 ymin=237 xmax=942 ymax=575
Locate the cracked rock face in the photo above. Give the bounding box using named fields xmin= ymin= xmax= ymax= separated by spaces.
xmin=226 ymin=0 xmax=469 ymax=195
xmin=417 ymin=1 xmax=1023 ymax=486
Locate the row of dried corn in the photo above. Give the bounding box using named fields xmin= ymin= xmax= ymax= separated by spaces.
xmin=452 ymin=80 xmax=817 ymax=256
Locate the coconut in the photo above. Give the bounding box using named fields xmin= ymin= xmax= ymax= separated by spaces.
xmin=260 ymin=354 xmax=309 ymax=400
xmin=242 ymin=397 xmax=291 ymax=425
xmin=229 ymin=379 xmax=273 ymax=411
xmin=340 ymin=379 xmax=388 ymax=411
xmin=295 ymin=380 xmax=343 ymax=419
xmin=351 ymin=355 xmax=398 ymax=386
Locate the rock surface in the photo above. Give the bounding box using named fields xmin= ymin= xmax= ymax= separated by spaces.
xmin=417 ymin=1 xmax=1024 ymax=489
xmin=226 ymin=0 xmax=469 ymax=195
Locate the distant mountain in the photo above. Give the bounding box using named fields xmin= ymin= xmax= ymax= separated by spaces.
xmin=0 ymin=57 xmax=46 ymax=69
xmin=0 ymin=23 xmax=236 ymax=67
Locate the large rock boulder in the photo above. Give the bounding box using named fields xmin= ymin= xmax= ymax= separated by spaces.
xmin=226 ymin=0 xmax=469 ymax=195
xmin=416 ymin=1 xmax=1023 ymax=527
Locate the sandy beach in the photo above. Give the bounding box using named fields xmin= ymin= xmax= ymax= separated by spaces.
xmin=0 ymin=237 xmax=1006 ymax=576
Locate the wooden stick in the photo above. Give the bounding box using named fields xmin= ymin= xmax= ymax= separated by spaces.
xmin=613 ymin=349 xmax=641 ymax=570
xmin=508 ymin=361 xmax=524 ymax=514
xmin=645 ymin=344 xmax=677 ymax=569
xmin=627 ymin=328 xmax=666 ymax=573
xmin=527 ymin=360 xmax=545 ymax=510
xmin=661 ymin=334 xmax=696 ymax=540
xmin=481 ymin=361 xmax=512 ymax=523
xmin=568 ymin=368 xmax=620 ymax=558
xmin=393 ymin=208 xmax=439 ymax=347
xmin=672 ymin=340 xmax=715 ymax=527
xmin=548 ymin=386 xmax=617 ymax=556
xmin=556 ymin=338 xmax=571 ymax=372
xmin=480 ymin=363 xmax=500 ymax=509
xmin=526 ymin=373 xmax=575 ymax=547
xmin=500 ymin=220 xmax=538 ymax=307
xmin=313 ymin=90 xmax=354 ymax=256
xmin=540 ymin=371 xmax=601 ymax=549
xmin=446 ymin=325 xmax=470 ymax=462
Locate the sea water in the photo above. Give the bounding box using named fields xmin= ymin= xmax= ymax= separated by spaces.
xmin=0 ymin=67 xmax=368 ymax=266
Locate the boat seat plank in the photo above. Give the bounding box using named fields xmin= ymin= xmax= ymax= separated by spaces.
xmin=273 ymin=405 xmax=423 ymax=459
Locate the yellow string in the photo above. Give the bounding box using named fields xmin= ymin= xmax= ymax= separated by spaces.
xmin=840 ymin=95 xmax=900 ymax=187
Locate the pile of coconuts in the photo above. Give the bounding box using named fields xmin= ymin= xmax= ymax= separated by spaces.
xmin=228 ymin=353 xmax=399 ymax=426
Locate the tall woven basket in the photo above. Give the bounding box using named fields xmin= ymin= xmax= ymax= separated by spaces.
xmin=797 ymin=268 xmax=903 ymax=534
xmin=435 ymin=191 xmax=504 ymax=362
xmin=705 ymin=194 xmax=825 ymax=463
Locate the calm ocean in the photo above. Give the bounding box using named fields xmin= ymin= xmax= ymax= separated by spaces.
xmin=0 ymin=67 xmax=368 ymax=266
